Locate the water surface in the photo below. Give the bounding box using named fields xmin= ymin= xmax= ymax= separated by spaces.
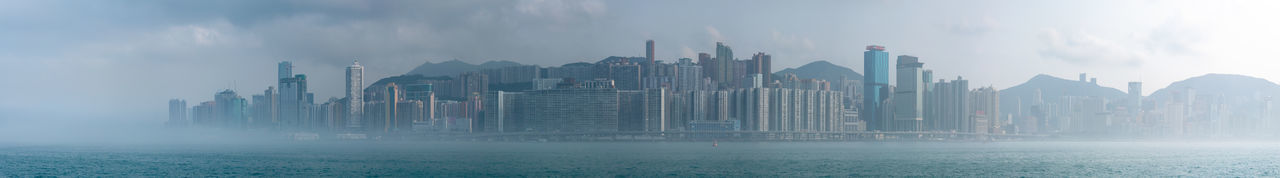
xmin=1 ymin=141 xmax=1277 ymax=177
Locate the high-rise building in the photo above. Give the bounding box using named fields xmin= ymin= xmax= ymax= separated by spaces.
xmin=1128 ymin=81 xmax=1142 ymax=111
xmin=646 ymin=40 xmax=655 ymax=78
xmin=862 ymin=45 xmax=890 ymax=131
xmin=922 ymin=70 xmax=935 ymax=130
xmin=193 ymin=101 xmax=216 ymax=127
xmin=697 ymin=53 xmax=715 ymax=86
xmin=456 ymin=72 xmax=488 ymax=102
xmin=320 ymin=97 xmax=347 ymax=131
xmin=168 ymin=99 xmax=187 ymax=127
xmin=970 ymin=86 xmax=1000 ymax=134
xmin=750 ymin=52 xmax=772 ymax=85
xmin=932 ymin=77 xmax=969 ymax=132
xmin=278 ymin=74 xmax=309 ymax=130
xmin=483 ymin=65 xmax=541 ymax=85
xmin=715 ymin=42 xmax=734 ymax=89
xmin=674 ymin=58 xmax=703 ymax=91
xmin=215 ymin=89 xmax=248 ymax=129
xmin=371 ymin=83 xmax=401 ymax=133
xmin=250 ymin=87 xmax=277 ymax=128
xmin=346 ymin=60 xmax=364 ymax=130
xmin=608 ymin=63 xmax=642 ymax=90
xmin=404 ymin=83 xmax=436 ymax=126
xmin=520 ymin=88 xmax=622 ymax=132
xmin=278 ymin=61 xmax=293 ymax=81
xmin=396 ymin=100 xmax=423 ymax=132
xmin=644 ymin=88 xmax=667 ymax=132
xmin=483 ymin=91 xmax=521 ymax=132
xmin=893 ymin=55 xmax=924 ymax=131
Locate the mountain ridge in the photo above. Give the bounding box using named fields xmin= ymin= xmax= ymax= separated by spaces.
xmin=773 ymin=60 xmax=863 ymax=83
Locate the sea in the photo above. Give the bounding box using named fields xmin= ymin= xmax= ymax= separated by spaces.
xmin=2 ymin=141 xmax=1279 ymax=177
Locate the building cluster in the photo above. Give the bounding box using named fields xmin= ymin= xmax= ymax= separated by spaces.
xmin=480 ymin=41 xmax=843 ymax=133
xmin=859 ymin=45 xmax=1003 ymax=134
xmin=165 ymin=41 xmax=850 ymax=134
xmin=165 ymin=41 xmax=1016 ymax=136
xmin=1010 ymin=74 xmax=1280 ymax=138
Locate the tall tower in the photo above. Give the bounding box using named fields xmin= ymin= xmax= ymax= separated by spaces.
xmin=751 ymin=52 xmax=772 ymax=86
xmin=893 ymin=55 xmax=924 ymax=131
xmin=346 ymin=60 xmax=364 ymax=130
xmin=1128 ymin=81 xmax=1142 ymax=111
xmin=698 ymin=53 xmax=715 ymax=87
xmin=862 ymin=45 xmax=890 ymax=131
xmin=278 ymin=61 xmax=293 ymax=81
xmin=383 ymin=83 xmax=400 ymax=133
xmin=168 ymin=99 xmax=187 ymax=127
xmin=715 ymin=42 xmax=734 ymax=89
xmin=646 ymin=40 xmax=655 ymax=77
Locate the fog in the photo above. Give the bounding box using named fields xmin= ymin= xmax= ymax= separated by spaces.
xmin=7 ymin=0 xmax=1280 ymax=176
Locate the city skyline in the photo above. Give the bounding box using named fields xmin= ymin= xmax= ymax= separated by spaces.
xmin=5 ymin=1 xmax=1280 ymax=177
xmin=4 ymin=0 xmax=1280 ymax=124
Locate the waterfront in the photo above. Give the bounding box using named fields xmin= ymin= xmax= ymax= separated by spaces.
xmin=2 ymin=141 xmax=1280 ymax=177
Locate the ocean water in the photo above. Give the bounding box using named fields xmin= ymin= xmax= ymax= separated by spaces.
xmin=2 ymin=141 xmax=1279 ymax=177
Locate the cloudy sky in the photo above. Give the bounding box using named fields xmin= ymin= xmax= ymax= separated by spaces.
xmin=2 ymin=0 xmax=1277 ymax=122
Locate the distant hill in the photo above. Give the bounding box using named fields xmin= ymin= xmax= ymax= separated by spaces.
xmin=1147 ymin=73 xmax=1280 ymax=104
xmin=999 ymin=74 xmax=1128 ymax=116
xmin=773 ymin=61 xmax=863 ymax=82
xmin=367 ymin=74 xmax=452 ymax=89
xmin=405 ymin=59 xmax=523 ymax=77
xmin=596 ymin=56 xmax=647 ymax=64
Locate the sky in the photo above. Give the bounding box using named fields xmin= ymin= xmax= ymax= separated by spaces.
xmin=2 ymin=0 xmax=1279 ymax=122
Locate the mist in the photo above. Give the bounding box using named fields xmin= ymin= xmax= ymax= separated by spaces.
xmin=8 ymin=0 xmax=1280 ymax=177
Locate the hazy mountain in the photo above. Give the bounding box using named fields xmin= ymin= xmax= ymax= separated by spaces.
xmin=773 ymin=60 xmax=863 ymax=82
xmin=1146 ymin=73 xmax=1280 ymax=104
xmin=367 ymin=74 xmax=452 ymax=89
xmin=405 ymin=59 xmax=523 ymax=77
xmin=999 ymin=74 xmax=1128 ymax=116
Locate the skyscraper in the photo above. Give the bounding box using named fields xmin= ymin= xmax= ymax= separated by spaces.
xmin=279 ymin=74 xmax=309 ymax=130
xmin=646 ymin=40 xmax=655 ymax=78
xmin=609 ymin=62 xmax=642 ymax=90
xmin=675 ymin=58 xmax=703 ymax=91
xmin=932 ymin=77 xmax=969 ymax=132
xmin=278 ymin=61 xmax=293 ymax=81
xmin=1128 ymin=81 xmax=1142 ymax=111
xmin=251 ymin=87 xmax=277 ymax=128
xmin=750 ymin=52 xmax=772 ymax=85
xmin=715 ymin=42 xmax=734 ymax=89
xmin=215 ymin=89 xmax=247 ymax=129
xmin=862 ymin=45 xmax=890 ymax=131
xmin=893 ymin=55 xmax=924 ymax=131
xmin=377 ymin=83 xmax=401 ymax=133
xmin=921 ymin=70 xmax=935 ymax=131
xmin=698 ymin=53 xmax=716 ymax=87
xmin=969 ymin=86 xmax=1000 ymax=134
xmin=346 ymin=60 xmax=364 ymax=130
xmin=168 ymin=99 xmax=187 ymax=127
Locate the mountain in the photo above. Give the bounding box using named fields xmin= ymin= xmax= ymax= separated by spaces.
xmin=367 ymin=74 xmax=452 ymax=90
xmin=1147 ymin=73 xmax=1280 ymax=104
xmin=405 ymin=59 xmax=523 ymax=77
xmin=773 ymin=61 xmax=863 ymax=82
xmin=999 ymin=74 xmax=1128 ymax=115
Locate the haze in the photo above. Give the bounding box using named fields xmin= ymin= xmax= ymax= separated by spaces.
xmin=2 ymin=0 xmax=1279 ymax=137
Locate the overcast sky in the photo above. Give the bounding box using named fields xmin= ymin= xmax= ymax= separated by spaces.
xmin=2 ymin=0 xmax=1277 ymax=122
